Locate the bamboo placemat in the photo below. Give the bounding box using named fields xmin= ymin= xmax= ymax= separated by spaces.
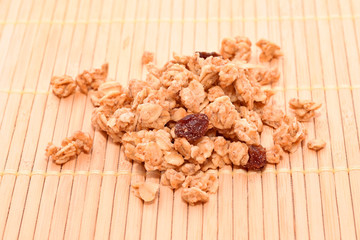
xmin=0 ymin=0 xmax=360 ymax=239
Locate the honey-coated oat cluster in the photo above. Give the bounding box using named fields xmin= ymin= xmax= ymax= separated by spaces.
xmin=49 ymin=36 xmax=324 ymax=205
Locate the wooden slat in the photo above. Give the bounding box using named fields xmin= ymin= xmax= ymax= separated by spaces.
xmin=0 ymin=0 xmax=33 ymax=183
xmin=202 ymin=1 xmax=219 ymax=239
xmin=61 ymin=0 xmax=103 ymax=239
xmin=101 ymin=1 xmax=129 ymax=239
xmin=32 ymin=0 xmax=85 ymax=237
xmin=291 ymin=1 xmax=326 ymax=239
xmin=0 ymin=0 xmax=52 ymax=238
xmin=17 ymin=0 xmax=71 ymax=238
xmin=218 ymin=1 xmax=233 ymax=240
xmin=171 ymin=1 xmax=187 ymax=239
xmin=153 ymin=1 xmax=173 ymax=240
xmin=336 ymin=0 xmax=360 ymax=236
xmin=316 ymin=0 xmax=358 ymax=239
xmin=302 ymin=1 xmax=341 ymax=239
xmin=257 ymin=1 xmax=280 ymax=239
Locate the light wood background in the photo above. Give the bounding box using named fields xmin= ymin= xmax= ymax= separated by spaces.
xmin=0 ymin=0 xmax=360 ymax=239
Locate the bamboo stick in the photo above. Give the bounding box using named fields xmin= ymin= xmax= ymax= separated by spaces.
xmin=109 ymin=148 xmax=132 ymax=240
xmin=185 ymin=0 xmax=204 ymax=238
xmin=104 ymin=1 xmax=131 ymax=239
xmin=270 ymin=0 xmax=296 ymax=239
xmin=244 ymin=1 xmax=266 ymax=239
xmin=315 ymin=0 xmax=358 ymax=238
xmin=71 ymin=1 xmax=111 ymax=240
xmin=231 ymin=2 xmax=249 ymax=240
xmin=0 ymin=0 xmax=51 ymax=238
xmin=138 ymin=1 xmax=163 ymax=238
xmin=168 ymin=1 xmax=188 ymax=239
xmin=0 ymin=0 xmax=12 ymax=35
xmin=290 ymin=0 xmax=327 ymax=239
xmin=256 ymin=1 xmax=280 ymax=239
xmin=202 ymin=1 xmax=219 ymax=240
xmin=0 ymin=0 xmax=23 ymax=94
xmin=278 ymin=0 xmax=311 ymax=239
xmin=32 ymin=1 xmax=83 ymax=238
xmin=217 ymin=1 xmax=234 ymax=240
xmin=48 ymin=0 xmax=106 ymax=239
xmin=79 ymin=1 xmax=122 ymax=239
xmin=336 ymin=0 xmax=360 ymax=236
xmin=16 ymin=0 xmax=71 ymax=238
xmin=93 ymin=0 xmax=134 ymax=239
xmin=117 ymin=1 xmax=146 ymax=240
xmin=61 ymin=0 xmax=103 ymax=239
xmin=302 ymin=0 xmax=342 ymax=239
xmin=152 ymin=1 xmax=174 ymax=240
xmin=231 ymin=0 xmax=243 ymax=36
xmin=123 ymin=1 xmax=156 ymax=239
xmin=0 ymin=0 xmax=33 ymax=185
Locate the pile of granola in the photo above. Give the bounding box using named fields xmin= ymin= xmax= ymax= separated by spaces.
xmin=49 ymin=36 xmax=324 ymax=205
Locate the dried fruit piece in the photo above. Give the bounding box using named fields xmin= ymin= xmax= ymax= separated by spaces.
xmin=244 ymin=144 xmax=267 ymax=170
xmin=174 ymin=113 xmax=209 ymax=143
xmin=197 ymin=51 xmax=221 ymax=59
xmin=307 ymin=139 xmax=326 ymax=151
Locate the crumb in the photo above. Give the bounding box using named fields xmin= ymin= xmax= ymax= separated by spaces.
xmin=142 ymin=51 xmax=154 ymax=65
xmin=132 ymin=182 xmax=159 ymax=202
xmin=307 ymin=139 xmax=326 ymax=151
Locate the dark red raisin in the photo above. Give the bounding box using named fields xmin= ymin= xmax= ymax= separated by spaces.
xmin=197 ymin=51 xmax=221 ymax=59
xmin=244 ymin=145 xmax=267 ymax=170
xmin=174 ymin=113 xmax=209 ymax=143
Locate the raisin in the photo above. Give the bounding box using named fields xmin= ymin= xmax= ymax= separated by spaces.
xmin=174 ymin=113 xmax=209 ymax=143
xmin=244 ymin=145 xmax=267 ymax=170
xmin=197 ymin=51 xmax=221 ymax=59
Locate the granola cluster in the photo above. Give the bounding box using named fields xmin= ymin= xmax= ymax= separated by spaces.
xmin=50 ymin=64 xmax=108 ymax=98
xmin=46 ymin=131 xmax=93 ymax=165
xmin=48 ymin=36 xmax=324 ymax=205
xmin=50 ymin=75 xmax=77 ymax=98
